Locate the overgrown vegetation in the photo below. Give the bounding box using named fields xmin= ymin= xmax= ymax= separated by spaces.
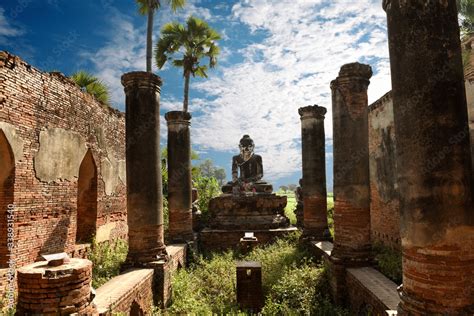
xmin=277 ymin=190 xmax=297 ymax=225
xmin=163 ymin=232 xmax=347 ymax=315
xmin=373 ymin=242 xmax=403 ymax=284
xmin=89 ymin=239 xmax=128 ymax=288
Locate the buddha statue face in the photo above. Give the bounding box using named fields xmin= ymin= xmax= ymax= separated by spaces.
xmin=239 ymin=135 xmax=254 ymax=161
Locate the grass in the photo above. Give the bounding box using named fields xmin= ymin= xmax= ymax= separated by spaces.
xmin=373 ymin=242 xmax=403 ymax=284
xmin=279 ymin=191 xmax=297 ymax=225
xmin=89 ymin=239 xmax=128 ymax=288
xmin=162 ymin=231 xmax=348 ymax=315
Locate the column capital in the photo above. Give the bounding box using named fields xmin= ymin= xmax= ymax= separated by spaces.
xmin=165 ymin=110 xmax=192 ymax=125
xmin=121 ymin=71 xmax=162 ymax=94
xmin=298 ymin=105 xmax=327 ymax=119
xmin=383 ymin=0 xmax=455 ymax=13
xmin=331 ymin=62 xmax=372 ymax=90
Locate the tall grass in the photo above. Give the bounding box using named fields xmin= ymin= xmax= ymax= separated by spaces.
xmin=89 ymin=239 xmax=128 ymax=288
xmin=163 ymin=232 xmax=348 ymax=315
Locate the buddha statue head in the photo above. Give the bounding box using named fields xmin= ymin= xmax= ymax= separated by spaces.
xmin=239 ymin=135 xmax=254 ymax=161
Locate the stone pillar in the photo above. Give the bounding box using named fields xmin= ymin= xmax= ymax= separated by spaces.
xmin=330 ymin=62 xmax=372 ymax=262
xmin=383 ymin=1 xmax=474 ymax=314
xmin=122 ymin=72 xmax=166 ymax=265
xmin=298 ymin=105 xmax=329 ymax=238
xmin=165 ymin=111 xmax=194 ymax=243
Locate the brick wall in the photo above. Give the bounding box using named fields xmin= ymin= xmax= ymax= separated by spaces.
xmin=0 ymin=52 xmax=127 ymax=273
xmin=368 ymin=92 xmax=400 ymax=249
xmin=95 ymin=268 xmax=154 ymax=315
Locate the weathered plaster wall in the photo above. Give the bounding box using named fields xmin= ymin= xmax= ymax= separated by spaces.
xmin=368 ymin=92 xmax=400 ymax=248
xmin=0 ymin=52 xmax=127 ymax=271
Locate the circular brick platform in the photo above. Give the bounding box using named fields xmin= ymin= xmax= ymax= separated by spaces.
xmin=17 ymin=258 xmax=96 ymax=315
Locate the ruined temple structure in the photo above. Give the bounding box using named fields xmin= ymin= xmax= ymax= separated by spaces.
xmin=0 ymin=51 xmax=127 ymax=297
xmin=0 ymin=52 xmax=186 ymax=314
xmin=201 ymin=135 xmax=296 ymax=251
xmin=309 ymin=1 xmax=474 ymax=314
xmin=2 ymin=0 xmax=474 ymax=313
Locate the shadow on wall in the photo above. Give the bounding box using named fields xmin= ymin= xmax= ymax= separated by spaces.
xmin=0 ymin=130 xmax=15 ymax=268
xmin=38 ymin=216 xmax=71 ymax=259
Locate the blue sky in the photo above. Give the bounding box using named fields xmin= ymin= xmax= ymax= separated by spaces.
xmin=1 ymin=0 xmax=392 ymax=190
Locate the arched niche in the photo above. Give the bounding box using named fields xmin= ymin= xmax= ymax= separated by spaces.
xmin=0 ymin=130 xmax=15 ymax=268
xmin=76 ymin=149 xmax=98 ymax=243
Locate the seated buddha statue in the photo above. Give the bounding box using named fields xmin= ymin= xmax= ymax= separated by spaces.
xmin=222 ymin=135 xmax=273 ymax=194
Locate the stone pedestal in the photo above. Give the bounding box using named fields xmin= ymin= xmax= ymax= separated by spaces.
xmin=165 ymin=111 xmax=193 ymax=243
xmin=208 ymin=194 xmax=290 ymax=230
xmin=331 ymin=63 xmax=372 ymax=263
xmin=384 ymin=1 xmax=474 ymax=314
xmin=299 ymin=105 xmax=329 ymax=239
xmin=16 ymin=258 xmax=96 ymax=315
xmin=201 ymin=194 xmax=295 ymax=251
xmin=122 ymin=72 xmax=166 ymax=265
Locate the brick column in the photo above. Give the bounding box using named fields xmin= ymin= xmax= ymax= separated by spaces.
xmin=298 ymin=105 xmax=329 ymax=238
xmin=383 ymin=1 xmax=474 ymax=314
xmin=165 ymin=111 xmax=193 ymax=243
xmin=330 ymin=63 xmax=372 ymax=263
xmin=122 ymin=72 xmax=166 ymax=265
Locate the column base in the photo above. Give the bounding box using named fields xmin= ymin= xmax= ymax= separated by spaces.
xmin=331 ymin=244 xmax=373 ymax=266
xmin=301 ymin=227 xmax=332 ymax=243
xmin=398 ymin=289 xmax=474 ymax=316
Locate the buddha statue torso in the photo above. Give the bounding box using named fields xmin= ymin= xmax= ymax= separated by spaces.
xmin=222 ymin=135 xmax=272 ymax=194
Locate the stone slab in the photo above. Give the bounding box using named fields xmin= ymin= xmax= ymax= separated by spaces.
xmin=346 ymin=267 xmax=399 ymax=315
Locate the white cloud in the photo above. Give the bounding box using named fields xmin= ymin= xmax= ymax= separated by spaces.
xmin=0 ymin=7 xmax=24 ymax=45
xmin=191 ymin=0 xmax=392 ymax=181
xmin=82 ymin=0 xmax=392 ymax=183
xmin=80 ymin=1 xmax=214 ymax=107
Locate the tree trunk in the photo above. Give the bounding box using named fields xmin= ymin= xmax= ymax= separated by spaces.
xmin=183 ymin=72 xmax=190 ymax=112
xmin=146 ymin=1 xmax=154 ymax=73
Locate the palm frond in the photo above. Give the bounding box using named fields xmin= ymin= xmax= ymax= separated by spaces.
xmin=194 ymin=65 xmax=208 ymax=78
xmin=167 ymin=0 xmax=186 ymax=12
xmin=136 ymin=0 xmax=161 ymax=15
xmin=71 ymin=71 xmax=110 ymax=105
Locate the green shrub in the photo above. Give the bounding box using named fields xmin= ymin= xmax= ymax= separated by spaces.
xmin=244 ymin=231 xmax=309 ymax=293
xmin=193 ymin=175 xmax=221 ymax=222
xmin=164 ymin=232 xmax=346 ymax=314
xmin=327 ymin=206 xmax=334 ymax=238
xmin=262 ymin=263 xmax=348 ymax=316
xmin=166 ymin=251 xmax=239 ymax=314
xmin=373 ymin=242 xmax=402 ymax=284
xmin=89 ymin=239 xmax=128 ymax=288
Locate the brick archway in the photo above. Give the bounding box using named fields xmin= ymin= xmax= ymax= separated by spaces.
xmin=0 ymin=130 xmax=15 ymax=268
xmin=76 ymin=149 xmax=97 ymax=243
xmin=130 ymin=300 xmax=144 ymax=316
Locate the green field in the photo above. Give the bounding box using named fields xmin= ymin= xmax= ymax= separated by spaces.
xmin=277 ymin=191 xmax=334 ymax=228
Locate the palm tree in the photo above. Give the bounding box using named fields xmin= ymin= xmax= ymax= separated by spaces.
xmin=136 ymin=0 xmax=186 ymax=73
xmin=155 ymin=16 xmax=221 ymax=112
xmin=71 ymin=71 xmax=110 ymax=105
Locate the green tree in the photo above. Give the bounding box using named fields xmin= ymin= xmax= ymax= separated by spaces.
xmin=458 ymin=0 xmax=474 ymax=35
xmin=135 ymin=0 xmax=186 ymax=72
xmin=71 ymin=70 xmax=110 ymax=105
xmin=213 ymin=168 xmax=226 ymax=186
xmin=279 ymin=185 xmax=289 ymax=192
xmin=155 ymin=16 xmax=221 ymax=112
xmin=199 ymin=158 xmax=215 ymax=177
